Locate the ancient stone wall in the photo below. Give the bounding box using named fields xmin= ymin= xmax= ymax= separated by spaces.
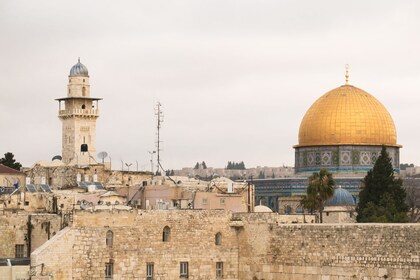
xmin=33 ymin=210 xmax=239 ymax=280
xmin=0 ymin=212 xmax=61 ymax=258
xmin=30 ymin=210 xmax=420 ymax=280
xmin=236 ymin=214 xmax=420 ymax=279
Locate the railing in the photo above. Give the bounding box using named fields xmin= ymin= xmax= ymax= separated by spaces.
xmin=59 ymin=109 xmax=99 ymax=117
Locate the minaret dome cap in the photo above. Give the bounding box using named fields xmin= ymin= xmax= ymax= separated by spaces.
xmin=69 ymin=58 xmax=89 ymax=77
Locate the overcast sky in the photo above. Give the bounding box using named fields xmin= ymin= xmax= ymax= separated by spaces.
xmin=1 ymin=0 xmax=419 ymax=170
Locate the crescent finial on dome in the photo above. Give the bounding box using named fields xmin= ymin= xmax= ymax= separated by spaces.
xmin=345 ymin=64 xmax=349 ymax=85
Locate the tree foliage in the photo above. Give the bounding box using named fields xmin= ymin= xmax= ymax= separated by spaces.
xmin=400 ymin=163 xmax=414 ymax=171
xmin=257 ymin=171 xmax=265 ymax=179
xmin=226 ymin=161 xmax=246 ymax=170
xmin=356 ymin=147 xmax=409 ymax=223
xmin=0 ymin=152 xmax=22 ymax=171
xmin=301 ymin=168 xmax=335 ymax=222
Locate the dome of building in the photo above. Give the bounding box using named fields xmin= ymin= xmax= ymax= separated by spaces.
xmin=324 ymin=187 xmax=355 ymax=206
xmin=296 ymin=84 xmax=399 ymax=148
xmin=254 ymin=205 xmax=273 ymax=213
xmin=69 ymin=58 xmax=89 ymax=77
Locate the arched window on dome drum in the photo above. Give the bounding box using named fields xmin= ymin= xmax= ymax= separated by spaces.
xmin=215 ymin=232 xmax=222 ymax=246
xmin=82 ymin=87 xmax=86 ymax=96
xmin=106 ymin=230 xmax=113 ymax=247
xmin=162 ymin=226 xmax=170 ymax=242
xmin=81 ymin=104 xmax=86 ymax=109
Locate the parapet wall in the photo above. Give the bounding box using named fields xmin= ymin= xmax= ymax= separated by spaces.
xmin=237 ymin=214 xmax=420 ymax=279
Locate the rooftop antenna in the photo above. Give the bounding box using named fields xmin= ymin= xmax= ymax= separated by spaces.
xmin=155 ymin=102 xmax=164 ymax=174
xmin=345 ymin=64 xmax=349 ymax=85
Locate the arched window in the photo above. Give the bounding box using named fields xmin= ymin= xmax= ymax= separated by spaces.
xmin=106 ymin=230 xmax=113 ymax=247
xmin=162 ymin=226 xmax=170 ymax=242
xmin=82 ymin=87 xmax=86 ymax=96
xmin=215 ymin=232 xmax=222 ymax=246
xmin=81 ymin=104 xmax=86 ymax=109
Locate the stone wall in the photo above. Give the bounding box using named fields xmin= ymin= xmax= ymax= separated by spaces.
xmin=0 ymin=212 xmax=61 ymax=258
xmin=30 ymin=210 xmax=420 ymax=280
xmin=237 ymin=214 xmax=420 ymax=279
xmin=32 ymin=210 xmax=239 ymax=280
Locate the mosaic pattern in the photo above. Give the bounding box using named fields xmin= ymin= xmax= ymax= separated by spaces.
xmin=295 ymin=145 xmax=400 ymax=173
xmin=352 ymin=150 xmax=360 ymax=165
xmin=371 ymin=152 xmax=378 ymax=164
xmin=321 ymin=152 xmax=332 ymax=165
xmin=360 ymin=151 xmax=371 ymax=165
xmin=307 ymin=152 xmax=315 ymax=166
xmin=340 ymin=151 xmax=351 ymax=165
xmin=332 ymin=151 xmax=339 ymax=165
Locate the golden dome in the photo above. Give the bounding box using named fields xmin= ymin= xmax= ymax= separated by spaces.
xmin=296 ymin=84 xmax=400 ymax=147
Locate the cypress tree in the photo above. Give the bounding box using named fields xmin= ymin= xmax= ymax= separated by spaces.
xmin=356 ymin=147 xmax=408 ymax=222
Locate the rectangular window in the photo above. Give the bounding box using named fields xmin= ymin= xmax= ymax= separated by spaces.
xmin=146 ymin=262 xmax=154 ymax=280
xmin=15 ymin=244 xmax=24 ymax=258
xmin=216 ymin=262 xmax=223 ymax=278
xmin=180 ymin=262 xmax=189 ymax=278
xmin=105 ymin=262 xmax=113 ymax=279
xmin=220 ymin=198 xmax=225 ymax=205
xmin=202 ymin=198 xmax=208 ymax=205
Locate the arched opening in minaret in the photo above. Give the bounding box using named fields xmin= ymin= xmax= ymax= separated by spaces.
xmin=82 ymin=87 xmax=86 ymax=96
xmin=82 ymin=104 xmax=86 ymax=109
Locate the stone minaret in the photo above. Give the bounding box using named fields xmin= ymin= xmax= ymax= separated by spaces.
xmin=56 ymin=59 xmax=102 ymax=166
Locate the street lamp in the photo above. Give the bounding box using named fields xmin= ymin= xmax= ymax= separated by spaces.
xmin=125 ymin=163 xmax=132 ymax=172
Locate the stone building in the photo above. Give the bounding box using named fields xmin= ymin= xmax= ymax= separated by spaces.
xmin=30 ymin=209 xmax=420 ymax=279
xmin=322 ymin=187 xmax=356 ymax=223
xmin=0 ymin=164 xmax=26 ymax=193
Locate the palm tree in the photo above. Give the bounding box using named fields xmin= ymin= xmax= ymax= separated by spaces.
xmin=302 ymin=169 xmax=335 ymax=223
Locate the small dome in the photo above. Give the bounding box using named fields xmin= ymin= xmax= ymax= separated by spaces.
xmin=69 ymin=58 xmax=89 ymax=77
xmin=254 ymin=205 xmax=273 ymax=213
xmin=324 ymin=187 xmax=355 ymax=206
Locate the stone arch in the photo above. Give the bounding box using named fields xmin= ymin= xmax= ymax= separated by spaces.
xmin=162 ymin=226 xmax=170 ymax=242
xmin=106 ymin=230 xmax=113 ymax=247
xmin=215 ymin=232 xmax=222 ymax=245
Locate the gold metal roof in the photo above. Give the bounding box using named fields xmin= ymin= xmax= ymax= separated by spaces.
xmin=295 ymin=84 xmax=400 ymax=148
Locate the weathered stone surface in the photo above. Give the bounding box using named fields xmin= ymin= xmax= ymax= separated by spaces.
xmin=30 ymin=211 xmax=420 ymax=280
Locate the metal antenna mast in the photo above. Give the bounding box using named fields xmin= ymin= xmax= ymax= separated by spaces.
xmin=155 ymin=102 xmax=164 ymax=174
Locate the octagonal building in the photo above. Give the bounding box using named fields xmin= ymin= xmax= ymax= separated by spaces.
xmin=294 ymin=70 xmax=401 ymax=175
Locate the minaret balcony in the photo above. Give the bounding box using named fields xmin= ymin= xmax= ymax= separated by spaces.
xmin=59 ymin=109 xmax=99 ymax=117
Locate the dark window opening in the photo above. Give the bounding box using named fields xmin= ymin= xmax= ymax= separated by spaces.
xmin=81 ymin=144 xmax=88 ymax=152
xmin=106 ymin=230 xmax=113 ymax=247
xmin=146 ymin=263 xmax=154 ymax=280
xmin=163 ymin=226 xmax=170 ymax=242
xmin=180 ymin=262 xmax=188 ymax=278
xmin=215 ymin=232 xmax=222 ymax=246
xmin=15 ymin=244 xmax=25 ymax=258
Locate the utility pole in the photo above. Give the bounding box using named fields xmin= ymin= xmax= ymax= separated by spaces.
xmin=155 ymin=102 xmax=164 ymax=175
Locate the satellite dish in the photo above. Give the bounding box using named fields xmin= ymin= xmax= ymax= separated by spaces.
xmin=52 ymin=155 xmax=62 ymax=161
xmin=97 ymin=151 xmax=108 ymax=164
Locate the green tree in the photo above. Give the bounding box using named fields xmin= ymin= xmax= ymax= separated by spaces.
xmin=301 ymin=168 xmax=335 ymax=223
xmin=194 ymin=162 xmax=199 ymax=169
xmin=400 ymin=163 xmax=414 ymax=170
xmin=356 ymin=147 xmax=409 ymax=223
xmin=0 ymin=152 xmax=22 ymax=171
xmin=201 ymin=161 xmax=207 ymax=169
xmin=257 ymin=171 xmax=265 ymax=179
